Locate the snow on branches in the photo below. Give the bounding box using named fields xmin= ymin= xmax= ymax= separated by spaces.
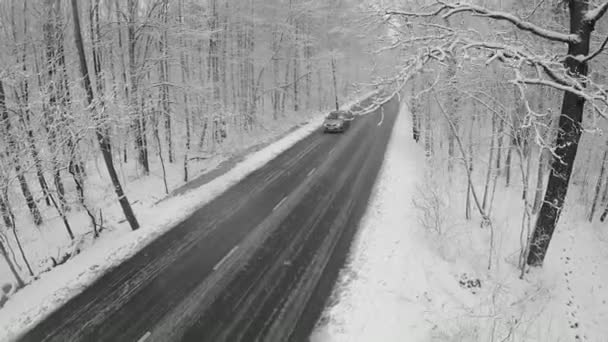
xmin=387 ymin=1 xmax=579 ymax=43
xmin=381 ymin=0 xmax=608 ymax=120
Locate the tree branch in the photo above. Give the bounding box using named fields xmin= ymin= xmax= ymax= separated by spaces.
xmin=386 ymin=4 xmax=447 ymax=18
xmin=515 ymin=76 xmax=608 ymax=119
xmin=583 ymin=34 xmax=608 ymax=62
xmin=584 ymin=2 xmax=608 ymax=24
xmin=441 ymin=3 xmax=579 ymax=44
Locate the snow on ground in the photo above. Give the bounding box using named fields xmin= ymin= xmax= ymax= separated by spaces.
xmin=312 ymin=101 xmax=608 ymax=342
xmin=0 ymin=88 xmax=381 ymax=341
xmin=311 ymin=96 xmax=434 ymax=341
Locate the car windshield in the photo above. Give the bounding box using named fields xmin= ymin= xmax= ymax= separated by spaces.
xmin=326 ymin=112 xmax=340 ymax=120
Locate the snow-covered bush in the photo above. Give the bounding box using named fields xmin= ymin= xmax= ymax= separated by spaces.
xmin=412 ymin=180 xmax=446 ymax=236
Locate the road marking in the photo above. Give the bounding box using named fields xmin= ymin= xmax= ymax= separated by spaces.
xmin=377 ymin=107 xmax=385 ymax=126
xmin=307 ymin=168 xmax=316 ymax=177
xmin=213 ymin=246 xmax=239 ymax=271
xmin=137 ymin=331 xmax=151 ymax=342
xmin=328 ymin=147 xmax=335 ymax=156
xmin=273 ymin=196 xmax=288 ymax=211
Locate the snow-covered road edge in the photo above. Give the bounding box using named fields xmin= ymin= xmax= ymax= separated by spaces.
xmin=0 ymin=91 xmax=378 ymax=342
xmin=311 ymin=98 xmax=435 ymax=341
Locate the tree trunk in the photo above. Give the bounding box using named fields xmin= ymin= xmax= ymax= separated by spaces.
xmin=160 ymin=0 xmax=173 ymax=163
xmin=71 ymin=0 xmax=140 ymax=231
xmin=293 ymin=19 xmax=300 ymax=112
xmin=589 ymin=144 xmax=608 ymax=221
xmin=331 ymin=57 xmax=339 ymax=111
xmin=482 ymin=113 xmax=496 ymax=211
xmin=495 ymin=110 xmax=504 ymax=174
xmin=446 ymin=56 xmax=458 ymax=172
xmin=179 ymin=0 xmax=191 ymax=182
xmin=272 ymin=26 xmax=280 ymax=119
xmin=424 ymin=93 xmax=433 ymax=158
xmin=209 ymin=0 xmax=222 ymax=135
xmin=466 ymin=111 xmax=475 ymax=219
xmin=505 ymin=133 xmax=513 ymax=187
xmin=247 ymin=0 xmax=255 ymax=122
xmin=116 ymin=0 xmax=130 ymax=164
xmin=127 ymin=0 xmax=149 ymax=174
xmin=0 ymin=236 xmax=24 ymax=289
xmin=532 ymin=118 xmax=555 ymax=215
xmin=527 ymin=0 xmax=591 ymax=266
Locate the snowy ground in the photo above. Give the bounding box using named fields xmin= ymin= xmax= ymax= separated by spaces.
xmin=0 ymin=90 xmax=380 ymax=342
xmin=312 ymin=101 xmax=608 ymax=341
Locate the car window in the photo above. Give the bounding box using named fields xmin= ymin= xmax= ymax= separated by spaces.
xmin=327 ymin=113 xmax=340 ymax=119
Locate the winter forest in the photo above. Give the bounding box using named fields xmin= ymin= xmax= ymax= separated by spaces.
xmin=1 ymin=0 xmax=608 ymax=341
xmin=0 ymin=0 xmax=385 ymax=290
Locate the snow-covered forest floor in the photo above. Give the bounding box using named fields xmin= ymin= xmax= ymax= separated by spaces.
xmin=0 ymin=91 xmax=376 ymax=341
xmin=312 ymin=101 xmax=608 ymax=342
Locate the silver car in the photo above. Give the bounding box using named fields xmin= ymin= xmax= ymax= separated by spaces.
xmin=323 ymin=111 xmax=351 ymax=133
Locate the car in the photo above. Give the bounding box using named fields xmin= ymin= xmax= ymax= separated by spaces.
xmin=323 ymin=110 xmax=352 ymax=133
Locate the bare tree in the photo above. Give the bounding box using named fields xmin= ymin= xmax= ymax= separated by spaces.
xmin=70 ymin=0 xmax=140 ymax=231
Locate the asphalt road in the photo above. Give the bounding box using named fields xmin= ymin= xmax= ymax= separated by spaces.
xmin=18 ymin=94 xmax=400 ymax=342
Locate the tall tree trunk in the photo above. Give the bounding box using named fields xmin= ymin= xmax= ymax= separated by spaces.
xmin=424 ymin=93 xmax=433 ymax=158
xmin=304 ymin=21 xmax=312 ymax=110
xmin=221 ymin=2 xmax=229 ymax=110
xmin=71 ymin=0 xmax=140 ymax=231
xmin=209 ymin=0 xmax=222 ymax=138
xmin=160 ymin=0 xmax=173 ymax=163
xmin=179 ymin=0 xmax=191 ymax=182
xmin=446 ymin=56 xmax=458 ymax=172
xmin=0 ymin=189 xmax=13 ymax=229
xmin=0 ymin=184 xmax=34 ymax=278
xmin=465 ymin=111 xmax=475 ymax=219
xmin=482 ymin=113 xmax=496 ymax=211
xmin=115 ymin=0 xmax=130 ymax=164
xmin=127 ymin=0 xmax=149 ymax=174
xmin=272 ymin=26 xmax=281 ymax=119
xmin=247 ymin=0 xmax=256 ymax=122
xmin=0 ymin=235 xmax=24 ymax=289
xmin=505 ymin=132 xmax=513 ymax=187
xmin=495 ymin=110 xmax=504 ymax=174
xmin=532 ymin=117 xmax=555 ymax=215
xmin=293 ymin=22 xmax=300 ymax=112
xmin=527 ymin=0 xmax=592 ymax=266
xmin=589 ymin=143 xmax=608 ymax=221
xmin=331 ymin=57 xmax=339 ymax=111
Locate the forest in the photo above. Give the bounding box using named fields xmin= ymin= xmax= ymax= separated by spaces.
xmin=381 ymin=0 xmax=608 ymax=272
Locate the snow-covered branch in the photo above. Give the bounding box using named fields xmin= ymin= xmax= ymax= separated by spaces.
xmin=583 ymin=34 xmax=608 ymax=62
xmin=387 ymin=1 xmax=579 ymax=44
xmin=442 ymin=3 xmax=579 ymax=43
xmin=514 ymin=75 xmax=608 ymax=119
xmin=584 ymin=2 xmax=608 ymax=23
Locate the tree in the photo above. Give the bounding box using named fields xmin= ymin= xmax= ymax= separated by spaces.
xmin=127 ymin=0 xmax=150 ymax=174
xmin=70 ymin=0 xmax=140 ymax=231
